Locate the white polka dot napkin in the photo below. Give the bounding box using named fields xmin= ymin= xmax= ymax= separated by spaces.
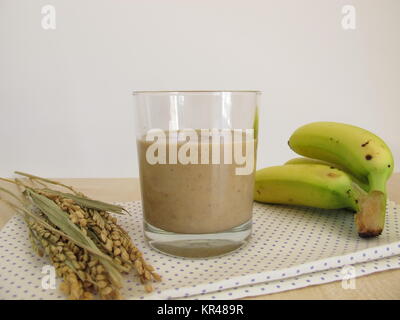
xmin=0 ymin=201 xmax=399 ymax=300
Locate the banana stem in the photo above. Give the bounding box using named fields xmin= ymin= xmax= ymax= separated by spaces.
xmin=352 ymin=172 xmax=389 ymax=237
xmin=355 ymin=191 xmax=386 ymax=237
xmin=347 ymin=181 xmax=386 ymax=237
xmin=368 ymin=172 xmax=389 ymax=194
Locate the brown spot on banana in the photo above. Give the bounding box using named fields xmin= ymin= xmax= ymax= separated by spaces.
xmin=361 ymin=140 xmax=370 ymax=147
xmin=327 ymin=172 xmax=339 ymax=178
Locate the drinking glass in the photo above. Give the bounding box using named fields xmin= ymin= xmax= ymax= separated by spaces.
xmin=133 ymin=91 xmax=260 ymax=258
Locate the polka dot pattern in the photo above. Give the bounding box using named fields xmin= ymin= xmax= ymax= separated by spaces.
xmin=0 ymin=200 xmax=399 ymax=300
xmin=188 ymin=255 xmax=400 ymax=300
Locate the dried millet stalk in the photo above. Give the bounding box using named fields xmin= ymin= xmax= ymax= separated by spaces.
xmin=27 ymin=211 xmax=138 ymax=299
xmin=27 ymin=219 xmax=93 ymax=299
xmin=0 ymin=173 xmax=162 ymax=300
xmin=38 ymin=189 xmax=161 ymax=294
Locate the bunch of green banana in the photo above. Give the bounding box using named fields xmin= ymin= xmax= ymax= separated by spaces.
xmin=284 ymin=157 xmax=370 ymax=192
xmin=255 ymin=122 xmax=394 ymax=238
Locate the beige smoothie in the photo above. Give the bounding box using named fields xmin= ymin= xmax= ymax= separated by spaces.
xmin=137 ymin=130 xmax=255 ymax=234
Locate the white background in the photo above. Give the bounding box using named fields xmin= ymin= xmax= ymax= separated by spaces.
xmin=0 ymin=0 xmax=399 ymax=178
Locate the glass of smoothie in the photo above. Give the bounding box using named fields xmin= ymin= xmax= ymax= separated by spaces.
xmin=133 ymin=91 xmax=260 ymax=258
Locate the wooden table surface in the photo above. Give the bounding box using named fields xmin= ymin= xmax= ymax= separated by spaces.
xmin=0 ymin=174 xmax=399 ymax=299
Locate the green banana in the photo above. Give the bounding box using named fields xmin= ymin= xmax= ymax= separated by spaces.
xmin=288 ymin=122 xmax=394 ymax=237
xmin=254 ymin=164 xmax=366 ymax=213
xmin=284 ymin=157 xmax=370 ymax=192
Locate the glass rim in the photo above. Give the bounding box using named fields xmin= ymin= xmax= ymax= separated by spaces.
xmin=132 ymin=90 xmax=262 ymax=95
